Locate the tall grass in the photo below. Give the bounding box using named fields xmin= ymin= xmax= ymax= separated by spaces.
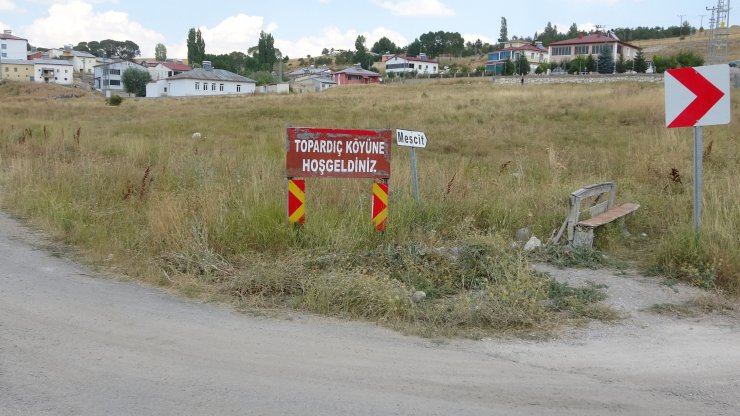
xmin=0 ymin=80 xmax=738 ymax=336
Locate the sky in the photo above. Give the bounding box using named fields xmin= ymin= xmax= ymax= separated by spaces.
xmin=0 ymin=0 xmax=723 ymax=59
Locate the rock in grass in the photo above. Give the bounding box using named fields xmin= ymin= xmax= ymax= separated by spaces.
xmin=515 ymin=227 xmax=532 ymax=242
xmin=524 ymin=236 xmax=542 ymax=251
xmin=192 ymin=132 xmax=202 ymax=140
xmin=411 ymin=291 xmax=427 ymax=303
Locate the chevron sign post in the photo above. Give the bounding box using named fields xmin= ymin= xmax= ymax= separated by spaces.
xmin=287 ymin=179 xmax=305 ymax=225
xmin=665 ymin=64 xmax=731 ymax=233
xmin=372 ymin=181 xmax=389 ymax=232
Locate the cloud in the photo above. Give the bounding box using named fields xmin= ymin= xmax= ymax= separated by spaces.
xmin=0 ymin=0 xmax=17 ymax=11
xmin=274 ymin=26 xmax=408 ymax=59
xmin=373 ymin=0 xmax=454 ymax=17
xmin=197 ymin=14 xmax=266 ymax=56
xmin=23 ymin=1 xmax=165 ymax=56
xmin=463 ymin=33 xmax=495 ymax=45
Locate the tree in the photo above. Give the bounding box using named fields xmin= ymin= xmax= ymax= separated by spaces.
xmin=516 ymin=54 xmax=530 ymax=75
xmin=567 ymin=23 xmax=579 ymax=39
xmin=503 ymin=59 xmax=515 ymax=75
xmin=155 ymin=43 xmax=167 ymax=62
xmin=498 ymin=17 xmax=508 ymax=43
xmin=121 ymin=67 xmax=151 ymax=97
xmin=615 ymin=53 xmax=627 ymax=73
xmin=371 ymin=36 xmax=399 ymax=55
xmin=187 ymin=28 xmax=206 ymax=67
xmin=256 ymin=31 xmax=277 ymax=71
xmin=321 ymin=48 xmax=330 ymax=56
xmin=633 ymin=50 xmax=648 ymax=73
xmin=354 ymin=35 xmax=372 ymax=69
xmin=597 ymin=45 xmax=615 ymax=74
xmin=76 ymin=39 xmax=140 ymax=59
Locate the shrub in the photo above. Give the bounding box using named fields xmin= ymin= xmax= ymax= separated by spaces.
xmin=106 ymin=95 xmax=123 ymax=106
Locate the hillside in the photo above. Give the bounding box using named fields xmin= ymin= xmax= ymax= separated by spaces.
xmin=633 ymin=26 xmax=740 ymax=62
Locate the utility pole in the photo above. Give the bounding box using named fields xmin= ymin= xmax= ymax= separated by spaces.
xmin=678 ymin=14 xmax=686 ymax=38
xmin=699 ymin=14 xmax=706 ymax=32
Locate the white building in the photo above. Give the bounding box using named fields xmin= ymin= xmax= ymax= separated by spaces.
xmin=147 ymin=61 xmax=192 ymax=81
xmin=1 ymin=30 xmax=28 ymax=60
xmin=146 ymin=61 xmax=256 ymax=98
xmin=385 ymin=54 xmax=439 ymax=75
xmin=32 ymin=59 xmax=74 ymax=85
xmin=48 ymin=46 xmax=98 ymax=75
xmin=94 ymin=60 xmax=147 ymax=92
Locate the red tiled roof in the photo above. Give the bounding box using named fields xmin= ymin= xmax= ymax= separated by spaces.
xmin=164 ymin=62 xmax=192 ymax=71
xmin=548 ymin=33 xmax=639 ymax=49
xmin=500 ymin=44 xmax=547 ymax=53
xmin=0 ymin=33 xmax=27 ymax=41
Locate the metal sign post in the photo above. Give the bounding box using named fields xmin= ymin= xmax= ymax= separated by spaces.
xmin=396 ymin=129 xmax=428 ymax=203
xmin=693 ymin=127 xmax=703 ymax=233
xmin=664 ymin=64 xmax=731 ymax=234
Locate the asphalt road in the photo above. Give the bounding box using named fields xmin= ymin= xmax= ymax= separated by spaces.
xmin=1 ymin=211 xmax=739 ymax=416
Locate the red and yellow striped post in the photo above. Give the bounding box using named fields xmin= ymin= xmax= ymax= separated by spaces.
xmin=372 ymin=180 xmax=389 ymax=232
xmin=287 ymin=179 xmax=305 ymax=225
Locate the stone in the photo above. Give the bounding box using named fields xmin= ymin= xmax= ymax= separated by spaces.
xmin=192 ymin=132 xmax=202 ymax=140
xmin=411 ymin=291 xmax=427 ymax=303
xmin=524 ymin=236 xmax=542 ymax=252
xmin=515 ymin=227 xmax=532 ymax=242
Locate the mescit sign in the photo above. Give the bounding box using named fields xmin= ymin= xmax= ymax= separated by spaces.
xmin=286 ymin=127 xmax=392 ymax=179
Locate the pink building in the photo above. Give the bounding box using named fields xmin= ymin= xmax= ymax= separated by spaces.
xmin=332 ymin=64 xmax=381 ymax=85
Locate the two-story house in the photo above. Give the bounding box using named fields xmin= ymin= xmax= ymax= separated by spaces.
xmin=548 ymin=32 xmax=640 ymax=71
xmin=33 ymin=59 xmax=74 ymax=85
xmin=385 ymin=54 xmax=439 ymax=75
xmin=485 ymin=40 xmax=549 ymax=75
xmin=48 ymin=46 xmax=98 ymax=75
xmin=94 ymin=60 xmax=148 ymax=93
xmin=0 ymin=30 xmax=28 ymax=60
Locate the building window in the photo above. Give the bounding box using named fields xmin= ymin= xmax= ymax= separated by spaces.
xmin=211 ymin=83 xmax=216 ymax=91
xmin=2 ymin=53 xmax=7 ymax=58
xmin=1 ymin=44 xmax=6 ymax=49
xmin=552 ymin=46 xmax=572 ymax=56
xmin=236 ymin=84 xmax=241 ymax=92
xmin=219 ymin=83 xmax=224 ymax=91
xmin=110 ymin=80 xmax=121 ymax=86
xmin=574 ymin=45 xmax=589 ymax=55
xmin=168 ymin=71 xmax=173 ymax=77
xmin=195 ymin=82 xmax=199 ymax=90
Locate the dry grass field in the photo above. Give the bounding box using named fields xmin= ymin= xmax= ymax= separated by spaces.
xmin=0 ymin=78 xmax=737 ymax=336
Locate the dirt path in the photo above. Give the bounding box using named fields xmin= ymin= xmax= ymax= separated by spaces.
xmin=1 ymin=211 xmax=739 ymax=415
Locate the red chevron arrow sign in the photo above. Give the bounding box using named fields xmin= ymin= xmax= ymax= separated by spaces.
xmin=665 ymin=64 xmax=730 ymax=128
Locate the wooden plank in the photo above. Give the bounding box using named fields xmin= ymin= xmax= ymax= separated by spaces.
xmin=578 ymin=203 xmax=640 ymax=228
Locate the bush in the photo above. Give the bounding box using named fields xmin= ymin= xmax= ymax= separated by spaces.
xmin=106 ymin=95 xmax=123 ymax=106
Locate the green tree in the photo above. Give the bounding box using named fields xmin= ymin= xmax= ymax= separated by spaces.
xmin=371 ymin=36 xmax=399 ymax=55
xmin=615 ymin=53 xmax=627 ymax=73
xmin=503 ymin=59 xmax=515 ymax=75
xmin=187 ymin=28 xmax=206 ymax=67
xmin=354 ymin=35 xmax=372 ymax=69
xmin=121 ymin=67 xmax=151 ymax=97
xmin=567 ymin=23 xmax=579 ymax=38
xmin=154 ymin=43 xmax=167 ymax=61
xmin=597 ymin=45 xmax=615 ymax=74
xmin=498 ymin=17 xmax=508 ymax=43
xmin=256 ymin=31 xmax=277 ymax=71
xmin=516 ymin=54 xmax=530 ymax=75
xmin=633 ymin=50 xmax=648 ymax=73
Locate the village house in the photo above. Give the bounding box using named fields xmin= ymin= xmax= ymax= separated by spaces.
xmin=547 ymin=32 xmax=641 ymax=70
xmin=145 ymin=61 xmax=256 ymax=98
xmin=0 ymin=30 xmax=28 ymax=60
xmin=332 ymin=64 xmax=381 ymax=85
xmin=1 ymin=59 xmax=34 ymax=82
xmin=384 ymin=54 xmax=439 ymax=75
xmin=146 ymin=61 xmax=192 ymax=81
xmin=291 ymin=74 xmax=336 ymax=93
xmin=485 ymin=40 xmax=549 ymax=75
xmin=48 ymin=46 xmax=97 ymax=75
xmin=287 ymin=65 xmax=332 ymax=80
xmin=32 ymin=59 xmax=74 ymax=85
xmin=94 ymin=60 xmax=148 ymax=93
